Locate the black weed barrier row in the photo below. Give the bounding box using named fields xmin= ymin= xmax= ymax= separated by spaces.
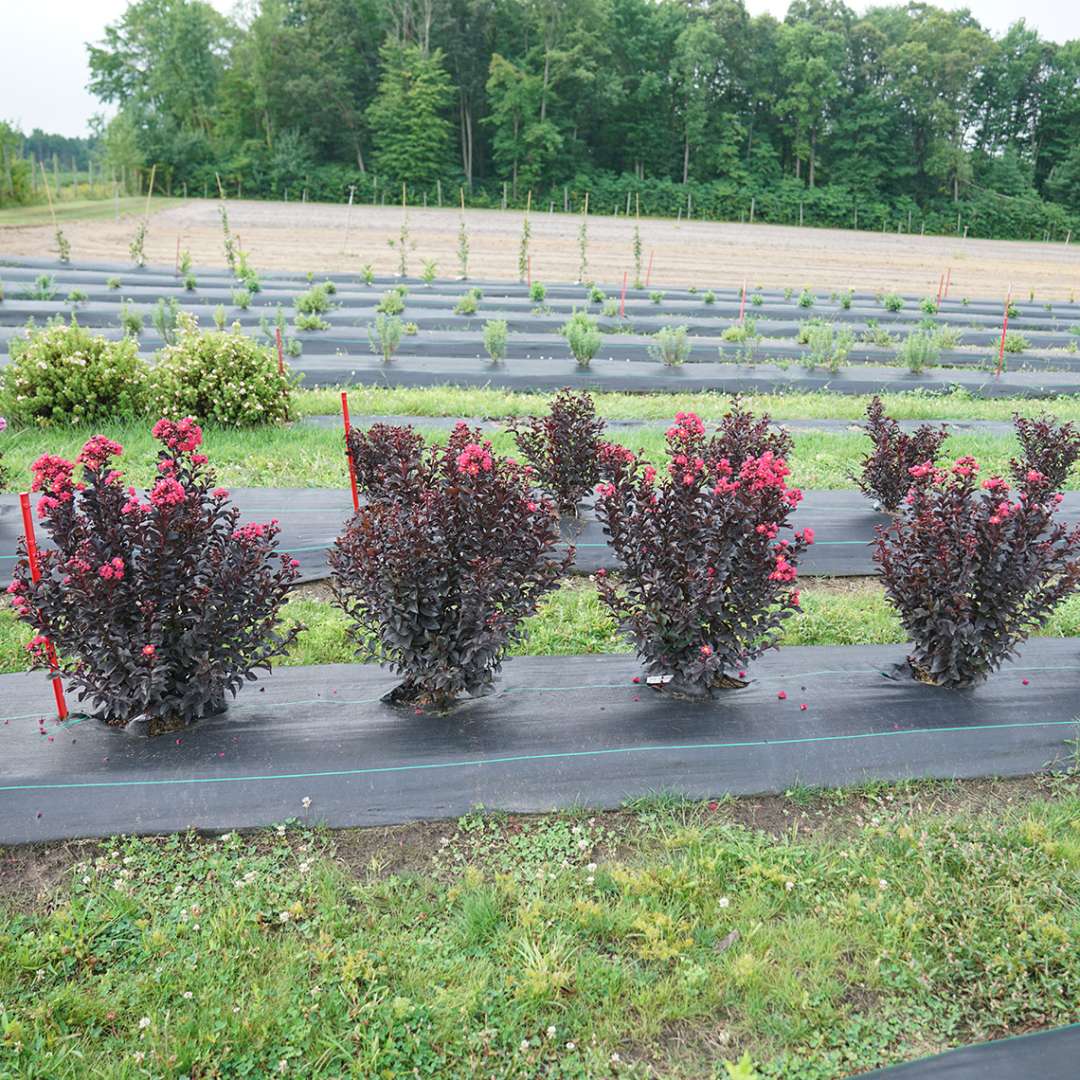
xmin=2 ymin=641 xmax=1078 ymax=844
xmin=863 ymin=1023 xmax=1080 ymax=1080
xmin=6 ymin=489 xmax=1080 ymax=579
xmin=285 ymin=355 xmax=1080 ymax=397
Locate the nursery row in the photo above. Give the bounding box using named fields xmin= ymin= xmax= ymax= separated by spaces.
xmin=4 ymin=260 xmax=1080 ymax=394
xmin=11 ymin=396 xmax=1080 ymax=732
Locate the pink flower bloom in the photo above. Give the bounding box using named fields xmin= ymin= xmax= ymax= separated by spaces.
xmin=211 ymin=488 xmax=229 ymax=499
xmin=1026 ymin=469 xmax=1045 ymax=484
xmin=30 ymin=454 xmax=75 ymax=498
xmin=233 ymin=522 xmax=267 ymax=543
xmin=777 ymin=691 xmax=787 ymax=700
xmin=0 ymin=417 xmax=7 ymax=432
xmin=142 ymin=644 xmax=155 ymax=657
xmin=191 ymin=454 xmax=208 ymax=466
xmin=769 ymin=554 xmax=798 ymax=583
xmin=908 ymin=461 xmax=934 ymax=479
xmin=643 ymin=465 xmax=657 ymax=484
xmin=76 ymin=435 xmax=124 ymax=471
xmin=700 ymin=644 xmax=712 ymax=657
xmin=951 ymin=455 xmax=979 ymax=477
xmin=797 ymin=527 xmax=815 ymax=545
xmin=152 ymin=417 xmax=203 ymax=454
xmin=982 ymin=476 xmax=1009 ymax=492
xmin=149 ymin=477 xmax=186 ymax=509
xmin=595 ymin=482 xmax=616 ymax=498
xmin=289 ymin=559 xmax=300 ymax=568
xmin=455 ymin=442 xmax=493 ymax=477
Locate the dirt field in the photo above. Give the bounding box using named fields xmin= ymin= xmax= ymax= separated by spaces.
xmin=2 ymin=197 xmax=1079 ymax=299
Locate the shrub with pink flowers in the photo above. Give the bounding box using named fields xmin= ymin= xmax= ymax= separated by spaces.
xmin=873 ymin=455 xmax=1080 ymax=687
xmin=856 ymin=396 xmax=949 ymax=512
xmin=1010 ymin=412 xmax=1080 ymax=491
xmin=9 ymin=417 xmax=302 ymax=733
xmin=330 ymin=422 xmax=571 ymax=709
xmin=594 ymin=410 xmax=812 ymax=697
xmin=506 ymin=388 xmax=607 ymax=515
xmin=705 ymin=397 xmax=793 ymax=472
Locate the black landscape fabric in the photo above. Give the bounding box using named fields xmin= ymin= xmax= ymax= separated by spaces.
xmin=1 ymin=640 xmax=1077 ymax=844
xmin=861 ymin=1023 xmax=1080 ymax=1079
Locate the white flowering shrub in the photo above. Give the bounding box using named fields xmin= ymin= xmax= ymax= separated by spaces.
xmin=5 ymin=319 xmax=149 ymax=426
xmin=151 ymin=314 xmax=295 ymax=426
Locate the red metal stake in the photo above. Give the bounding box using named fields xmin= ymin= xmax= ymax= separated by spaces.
xmin=645 ymin=251 xmax=654 ymax=287
xmin=19 ymin=493 xmax=67 ymax=721
xmin=944 ymin=267 xmax=951 ymax=299
xmin=275 ymin=327 xmax=285 ymax=376
xmin=996 ymin=287 xmax=1012 ymax=376
xmin=936 ymin=273 xmax=944 ymax=307
xmin=738 ymin=279 xmax=747 ymax=324
xmin=619 ymin=271 xmax=627 ymax=318
xmin=341 ymin=391 xmax=360 ymax=512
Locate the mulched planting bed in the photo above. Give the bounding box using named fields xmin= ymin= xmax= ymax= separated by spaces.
xmin=2 ymin=641 xmax=1078 ymax=844
xmin=5 ymin=258 xmax=1080 ymax=395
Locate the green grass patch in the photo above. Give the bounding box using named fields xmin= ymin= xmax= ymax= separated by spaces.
xmin=0 ymin=195 xmax=184 ymax=228
xmin=306 ymin=385 xmax=1080 ymax=423
xmin=1 ymin=781 xmax=1078 ymax=1076
xmin=4 ymin=579 xmax=1080 ymax=676
xmin=0 ymin=417 xmax=1038 ymax=493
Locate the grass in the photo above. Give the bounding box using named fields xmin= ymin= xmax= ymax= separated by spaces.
xmin=293 ymin=386 xmax=1080 ymax=424
xmin=0 ymin=415 xmax=1045 ymax=493
xmin=1 ymin=778 xmax=1078 ymax=1076
xmin=0 ymin=195 xmax=184 ymax=228
xmin=5 ymin=578 xmax=1080 ymax=676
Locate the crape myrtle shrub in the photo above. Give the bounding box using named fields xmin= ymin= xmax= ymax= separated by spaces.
xmin=5 ymin=319 xmax=149 ymax=426
xmin=857 ymin=396 xmax=950 ymax=512
xmin=506 ymin=388 xmax=606 ymax=515
xmin=1010 ymin=413 xmax=1080 ymax=491
xmin=594 ymin=411 xmax=812 ymax=697
xmin=330 ymin=423 xmax=572 ymax=709
xmin=873 ymin=456 xmax=1080 ymax=688
xmin=345 ymin=422 xmax=426 ymax=501
xmin=152 ymin=314 xmax=295 ymax=426
xmin=9 ymin=418 xmax=302 ymax=733
xmin=706 ymin=396 xmax=793 ymax=473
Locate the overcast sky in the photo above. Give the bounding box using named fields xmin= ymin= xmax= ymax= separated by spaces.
xmin=4 ymin=0 xmax=1079 ymax=138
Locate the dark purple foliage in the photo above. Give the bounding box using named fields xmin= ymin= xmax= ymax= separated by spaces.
xmin=1010 ymin=412 xmax=1080 ymax=491
xmin=9 ymin=419 xmax=301 ymax=733
xmin=873 ymin=455 xmax=1080 ymax=687
xmin=505 ymin=388 xmax=606 ymax=514
xmin=856 ymin=396 xmax=949 ymax=512
xmin=346 ymin=422 xmax=426 ymax=500
xmin=705 ymin=396 xmax=793 ymax=472
xmin=330 ymin=423 xmax=572 ymax=709
xmin=594 ymin=411 xmax=812 ymax=698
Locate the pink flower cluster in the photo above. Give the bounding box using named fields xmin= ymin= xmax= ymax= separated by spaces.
xmin=151 ymin=416 xmax=203 ymax=454
xmin=982 ymin=476 xmax=1010 ymax=492
xmin=76 ymin=435 xmax=124 ymax=471
xmin=149 ymin=477 xmax=186 ymax=509
xmin=7 ymin=579 xmax=29 ymax=618
xmin=456 ymin=442 xmax=494 ymax=477
xmin=669 ymin=451 xmax=705 ymax=486
xmin=989 ymin=500 xmax=1017 ymax=526
xmin=769 ymin=554 xmax=798 ymax=583
xmin=31 ymin=454 xmax=75 ymax=499
xmin=666 ymin=411 xmax=706 ymax=443
xmin=233 ymin=522 xmax=268 ymax=543
xmin=951 ymin=455 xmax=979 ymax=477
xmin=98 ymin=557 xmax=125 ymax=581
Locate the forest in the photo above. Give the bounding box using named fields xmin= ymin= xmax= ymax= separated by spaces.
xmin=3 ymin=0 xmax=1080 ymax=239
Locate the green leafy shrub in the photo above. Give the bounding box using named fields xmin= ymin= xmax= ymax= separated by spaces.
xmin=751 ymin=293 xmax=764 ymax=306
xmin=376 ymin=289 xmax=405 ymax=315
xmin=649 ymin=290 xmax=664 ymax=305
xmin=368 ymin=313 xmax=403 ymax=362
xmin=232 ymin=288 xmax=253 ymax=311
xmin=483 ymin=319 xmax=508 ymax=362
xmin=213 ymin=304 xmax=227 ymax=331
xmin=561 ymin=310 xmax=602 ymax=368
xmin=602 ymin=298 xmax=618 ymax=317
xmin=119 ymin=302 xmax=143 ymax=338
xmin=5 ymin=320 xmax=149 ymax=426
xmin=295 ymin=284 xmax=334 ymax=315
xmin=798 ymin=289 xmax=815 ymax=308
xmin=703 ymin=290 xmax=716 ymax=305
xmin=361 ymin=264 xmax=375 ymax=286
xmin=403 ymin=321 xmax=419 ymax=335
xmin=421 ymin=259 xmax=437 ymax=285
xmin=106 ymin=276 xmax=121 ymax=290
xmin=152 ymin=297 xmax=181 ymax=345
xmin=22 ymin=273 xmax=56 ymax=301
xmin=721 ymin=319 xmax=758 ymax=344
xmin=454 ymin=288 xmax=482 ymax=315
xmin=802 ymin=322 xmax=854 ymax=373
xmin=295 ymin=312 xmax=331 ymax=331
xmin=1003 ymin=331 xmax=1029 ymax=353
xmin=183 ymin=272 xmax=197 ymax=291
xmin=152 ymin=314 xmax=293 ymax=425
xmin=837 ymin=290 xmax=853 ymax=309
xmin=66 ymin=288 xmax=88 ymax=306
xmin=647 ymin=325 xmax=691 ymax=367
xmin=589 ymin=285 xmax=606 ymax=304
xmin=530 ymin=282 xmax=546 ymax=302
xmin=897 ymin=329 xmax=938 ymax=373
xmin=882 ymin=293 xmax=904 ymax=313
xmin=920 ymin=297 xmax=938 ymax=314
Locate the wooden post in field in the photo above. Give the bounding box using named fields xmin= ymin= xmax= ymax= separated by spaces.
xmin=619 ymin=271 xmax=627 ymax=318
xmin=799 ymin=201 xmax=804 ymax=227
xmin=342 ymin=184 xmax=356 ymax=253
xmin=738 ymin=279 xmax=747 ymax=324
xmin=19 ymin=493 xmax=68 ymax=721
xmin=437 ymin=179 xmax=442 ymax=207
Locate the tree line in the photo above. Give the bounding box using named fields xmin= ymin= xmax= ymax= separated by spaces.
xmin=5 ymin=0 xmax=1080 ymax=240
